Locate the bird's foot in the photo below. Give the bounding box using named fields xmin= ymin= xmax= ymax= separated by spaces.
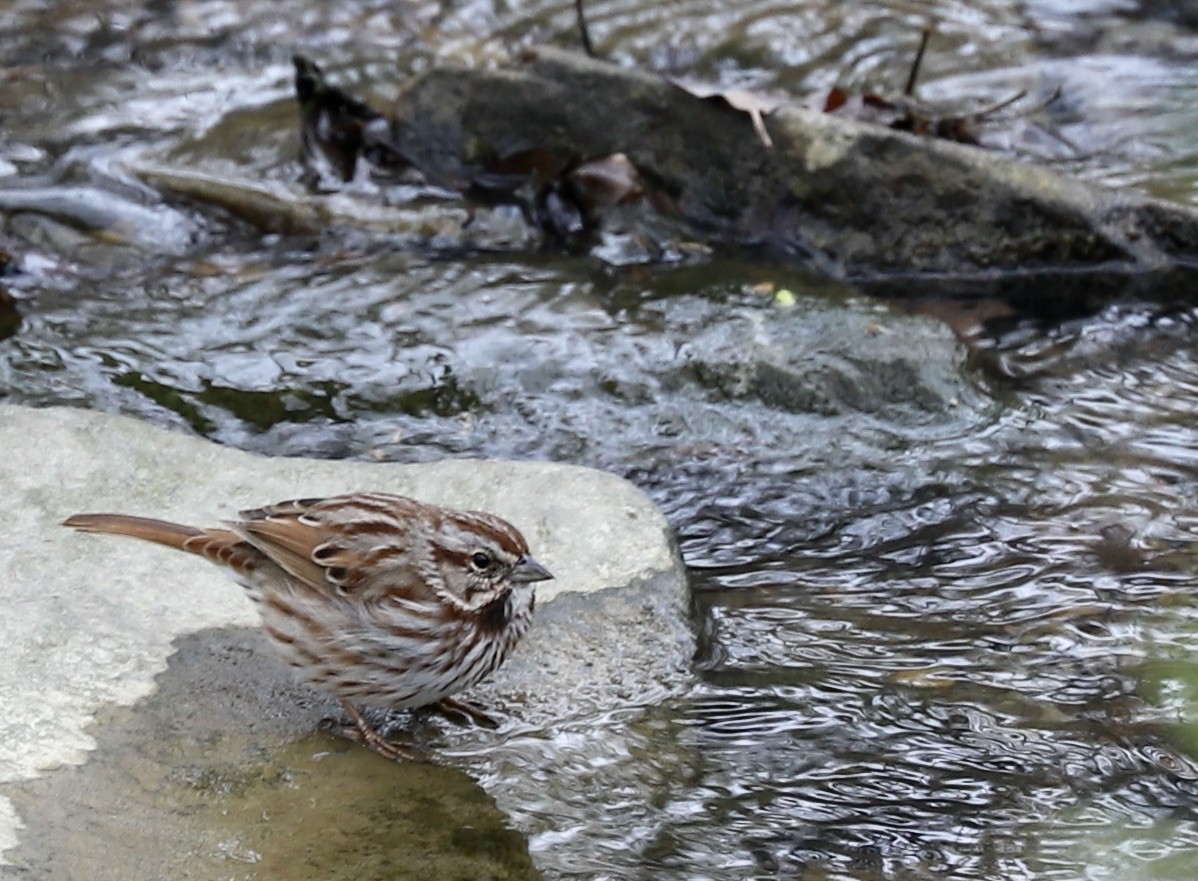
xmin=433 ymin=696 xmax=501 ymax=729
xmin=330 ymin=699 xmax=426 ymax=762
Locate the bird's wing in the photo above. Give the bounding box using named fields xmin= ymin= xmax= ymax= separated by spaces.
xmin=232 ymin=494 xmax=436 ymax=601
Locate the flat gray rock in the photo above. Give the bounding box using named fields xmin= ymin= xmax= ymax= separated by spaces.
xmin=0 ymin=404 xmax=690 ymax=879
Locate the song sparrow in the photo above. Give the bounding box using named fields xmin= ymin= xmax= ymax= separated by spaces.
xmin=64 ymin=492 xmax=552 ymax=760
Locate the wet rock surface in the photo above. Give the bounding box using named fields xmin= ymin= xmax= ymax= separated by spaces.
xmin=0 ymin=404 xmax=689 ymax=879
xmin=684 ymin=300 xmax=968 ymax=420
xmin=1 ymin=629 xmax=539 ymax=881
xmin=384 ymin=47 xmax=1198 ymax=300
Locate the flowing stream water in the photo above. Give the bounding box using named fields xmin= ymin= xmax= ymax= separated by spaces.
xmin=5 ymin=1 xmax=1198 ymax=878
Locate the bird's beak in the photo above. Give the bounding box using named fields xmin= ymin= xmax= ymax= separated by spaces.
xmin=511 ymin=555 xmax=554 ymax=584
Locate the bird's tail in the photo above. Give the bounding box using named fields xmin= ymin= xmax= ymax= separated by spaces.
xmin=63 ymin=513 xmax=203 ymax=551
xmin=65 ymin=512 xmax=262 ymax=576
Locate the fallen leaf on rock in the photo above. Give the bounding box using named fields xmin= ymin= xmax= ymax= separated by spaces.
xmin=811 ymin=26 xmax=1055 ymax=148
xmin=472 ymin=147 xmax=574 ymax=193
xmin=668 ymin=78 xmax=787 ymax=148
xmin=472 ymin=149 xmax=648 ymax=244
xmin=286 ymin=58 xmax=675 ymax=253
xmin=0 ymin=288 xmax=21 ymax=341
xmin=293 ymin=54 xmax=413 ymax=185
xmin=567 ymin=153 xmax=644 ymax=213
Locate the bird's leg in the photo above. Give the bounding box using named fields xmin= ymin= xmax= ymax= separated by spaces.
xmin=336 ymin=699 xmax=422 ymax=762
xmin=435 ymin=696 xmax=500 ymax=729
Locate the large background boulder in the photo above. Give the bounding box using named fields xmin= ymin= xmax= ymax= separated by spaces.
xmin=389 ymin=47 xmax=1198 ymax=302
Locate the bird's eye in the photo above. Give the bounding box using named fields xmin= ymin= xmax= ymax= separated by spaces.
xmin=470 ymin=551 xmax=493 ymax=570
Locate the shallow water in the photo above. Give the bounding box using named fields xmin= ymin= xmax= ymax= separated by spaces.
xmin=5 ymin=1 xmax=1198 ymax=879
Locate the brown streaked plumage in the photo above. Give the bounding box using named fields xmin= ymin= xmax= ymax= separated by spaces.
xmin=64 ymin=492 xmax=552 ymax=761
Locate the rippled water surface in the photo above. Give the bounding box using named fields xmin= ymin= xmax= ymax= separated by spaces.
xmin=6 ymin=1 xmax=1198 ymax=879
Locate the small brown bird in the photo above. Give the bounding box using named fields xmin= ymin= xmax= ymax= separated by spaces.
xmin=64 ymin=492 xmax=552 ymax=760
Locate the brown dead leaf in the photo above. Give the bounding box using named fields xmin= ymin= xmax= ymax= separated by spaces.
xmin=567 ymin=153 xmax=644 ymax=213
xmin=293 ymin=54 xmax=412 ymax=184
xmin=668 ymin=77 xmax=787 ymax=148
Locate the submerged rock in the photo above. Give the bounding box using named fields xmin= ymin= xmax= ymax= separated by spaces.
xmin=685 ymin=299 xmax=969 ymax=421
xmin=0 ymin=185 xmax=197 ymax=255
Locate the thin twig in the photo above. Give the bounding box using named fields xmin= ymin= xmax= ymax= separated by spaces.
xmin=970 ymin=89 xmax=1028 ymax=120
xmin=575 ymin=0 xmax=595 ymax=58
xmin=1002 ymin=83 xmax=1064 ymax=120
xmin=904 ymin=26 xmax=932 ymax=96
